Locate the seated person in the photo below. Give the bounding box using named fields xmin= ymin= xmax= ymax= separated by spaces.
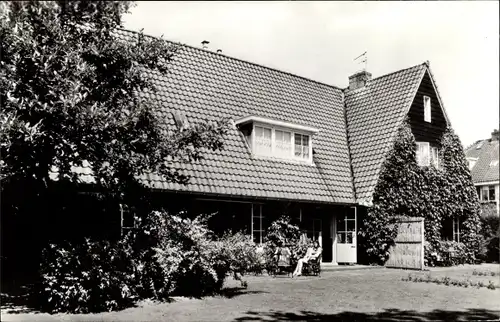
xmin=274 ymin=244 xmax=292 ymax=267
xmin=292 ymin=240 xmax=322 ymax=277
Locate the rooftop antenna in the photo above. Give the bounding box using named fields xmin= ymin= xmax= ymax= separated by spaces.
xmin=354 ymin=51 xmax=368 ymax=72
xmin=201 ymin=40 xmax=209 ymax=49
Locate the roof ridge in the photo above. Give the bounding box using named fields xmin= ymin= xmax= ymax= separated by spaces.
xmin=369 ymin=63 xmax=426 ymax=83
xmin=118 ymin=27 xmax=344 ymax=91
xmin=342 ymin=62 xmax=426 ymax=92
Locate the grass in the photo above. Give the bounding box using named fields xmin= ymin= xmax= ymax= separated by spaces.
xmin=2 ymin=268 xmax=499 ymax=321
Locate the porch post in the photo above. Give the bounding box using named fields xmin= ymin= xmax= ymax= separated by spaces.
xmin=331 ymin=213 xmax=338 ymax=265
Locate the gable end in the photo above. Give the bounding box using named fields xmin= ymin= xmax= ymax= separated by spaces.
xmin=407 ymin=71 xmax=448 ymax=146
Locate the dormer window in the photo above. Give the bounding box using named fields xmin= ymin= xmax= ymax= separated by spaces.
xmin=294 ymin=133 xmax=310 ymax=159
xmin=424 ymin=96 xmax=431 ymax=123
xmin=254 ymin=126 xmax=272 ymax=156
xmin=235 ymin=115 xmax=318 ymax=163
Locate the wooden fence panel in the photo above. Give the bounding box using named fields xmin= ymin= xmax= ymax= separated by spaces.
xmin=385 ymin=217 xmax=424 ymax=270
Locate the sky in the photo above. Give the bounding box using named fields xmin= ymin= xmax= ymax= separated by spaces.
xmin=123 ymin=1 xmax=499 ymax=148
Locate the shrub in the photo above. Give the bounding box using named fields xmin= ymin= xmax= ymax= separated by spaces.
xmin=479 ymin=215 xmax=500 ymax=263
xmin=31 ymin=210 xmax=261 ymax=313
xmin=263 ymin=215 xmax=311 ymax=267
xmin=33 ymin=239 xmax=136 ymax=313
xmin=137 ymin=211 xmax=225 ymax=298
xmin=215 ymin=232 xmax=265 ymax=277
xmin=424 ymin=240 xmax=467 ymax=267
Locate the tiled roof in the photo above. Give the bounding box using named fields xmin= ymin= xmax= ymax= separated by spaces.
xmin=49 ymin=28 xmax=441 ymax=206
xmin=465 ymin=139 xmax=500 ymax=184
xmin=344 ymin=64 xmax=427 ymax=205
xmin=113 ymin=29 xmax=356 ymax=204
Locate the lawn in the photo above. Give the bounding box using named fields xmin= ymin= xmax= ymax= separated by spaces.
xmin=2 ymin=266 xmax=499 ymax=321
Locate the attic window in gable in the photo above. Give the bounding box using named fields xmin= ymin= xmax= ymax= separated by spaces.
xmin=235 ymin=115 xmax=319 ymax=163
xmin=424 ymin=96 xmax=431 ymax=123
xmin=490 ymin=160 xmax=499 ymax=167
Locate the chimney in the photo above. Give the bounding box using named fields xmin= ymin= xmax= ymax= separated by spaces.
xmin=348 ymin=70 xmax=372 ymax=90
xmin=491 ymin=129 xmax=499 ymax=141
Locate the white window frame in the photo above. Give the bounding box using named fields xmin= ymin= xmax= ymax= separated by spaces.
xmin=424 ymin=95 xmax=431 ymax=123
xmin=253 ymin=125 xmax=273 ymax=157
xmin=453 ymin=217 xmax=460 ymax=243
xmin=251 ymin=204 xmax=264 ymax=244
xmin=430 ymin=146 xmax=440 ymax=169
xmin=251 ymin=122 xmax=313 ymax=163
xmin=416 ymin=142 xmax=430 ymax=166
xmin=480 ymin=185 xmax=496 ymax=202
xmin=467 ymin=157 xmax=478 ymax=170
xmin=120 ymin=204 xmax=136 ymax=235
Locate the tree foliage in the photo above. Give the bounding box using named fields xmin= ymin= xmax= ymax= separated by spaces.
xmin=358 ymin=119 xmax=482 ymax=265
xmin=0 ymin=1 xmax=228 ymax=197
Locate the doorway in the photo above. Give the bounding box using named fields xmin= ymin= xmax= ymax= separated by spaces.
xmin=336 ymin=207 xmax=357 ymax=263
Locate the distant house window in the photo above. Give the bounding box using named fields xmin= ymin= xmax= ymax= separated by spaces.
xmin=480 ymin=185 xmax=496 ymax=202
xmin=424 ymin=96 xmax=431 ymax=123
xmin=255 ymin=126 xmax=272 ymax=156
xmin=416 ymin=142 xmax=430 ymax=166
xmin=467 ymin=158 xmax=478 ymax=170
xmin=251 ymin=204 xmax=265 ymax=244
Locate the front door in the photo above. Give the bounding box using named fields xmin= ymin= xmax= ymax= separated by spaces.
xmin=336 ymin=207 xmax=357 ymax=263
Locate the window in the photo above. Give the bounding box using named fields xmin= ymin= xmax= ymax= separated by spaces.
xmin=490 ymin=160 xmax=499 ymax=167
xmin=304 ymin=218 xmax=322 ymax=242
xmin=254 ymin=126 xmax=272 ymax=156
xmin=430 ymin=146 xmax=440 ymax=168
xmin=120 ymin=204 xmax=136 ymax=235
xmin=489 ymin=186 xmax=496 ymax=201
xmin=424 ymin=96 xmax=431 ymax=123
xmin=337 ymin=211 xmax=356 ymax=244
xmin=294 ymin=133 xmax=310 ymax=159
xmin=416 ymin=142 xmax=430 ymax=166
xmin=453 ymin=217 xmax=460 ymax=242
xmin=481 ymin=185 xmax=496 ymax=202
xmin=441 ymin=217 xmax=461 ymax=242
xmin=235 ymin=116 xmax=317 ymax=163
xmin=251 ymin=204 xmax=265 ymax=244
xmin=467 ymin=158 xmax=478 ymax=170
xmin=252 ymin=124 xmax=312 ymax=162
xmin=275 ymin=130 xmax=292 ymax=158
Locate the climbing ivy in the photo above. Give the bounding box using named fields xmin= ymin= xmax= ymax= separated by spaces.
xmin=358 ymin=119 xmax=482 ymax=265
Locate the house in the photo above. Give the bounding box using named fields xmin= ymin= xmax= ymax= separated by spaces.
xmin=465 ymin=130 xmax=500 ymax=216
xmin=49 ymin=30 xmax=452 ymax=265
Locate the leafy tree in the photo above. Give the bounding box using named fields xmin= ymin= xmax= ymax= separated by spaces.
xmin=0 ymin=1 xmax=228 ymax=282
xmin=0 ymin=1 xmax=228 ymax=200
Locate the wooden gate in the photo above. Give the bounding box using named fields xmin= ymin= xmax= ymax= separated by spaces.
xmin=385 ymin=216 xmax=424 ymax=270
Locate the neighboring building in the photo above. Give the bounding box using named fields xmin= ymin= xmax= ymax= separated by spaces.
xmin=465 ymin=130 xmax=500 ymax=216
xmin=53 ymin=30 xmax=458 ymax=264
